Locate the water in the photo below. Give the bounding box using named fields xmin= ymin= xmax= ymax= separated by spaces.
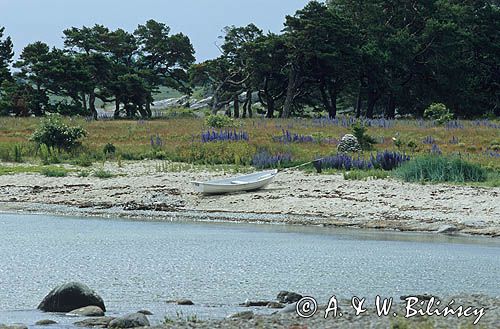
xmin=0 ymin=213 xmax=499 ymax=326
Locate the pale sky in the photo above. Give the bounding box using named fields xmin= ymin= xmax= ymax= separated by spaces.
xmin=0 ymin=0 xmax=310 ymax=61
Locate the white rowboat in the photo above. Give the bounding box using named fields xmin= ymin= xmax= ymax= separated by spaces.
xmin=191 ymin=169 xmax=278 ymax=194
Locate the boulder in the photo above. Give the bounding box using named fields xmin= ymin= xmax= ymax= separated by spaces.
xmin=35 ymin=320 xmax=57 ymax=325
xmin=277 ymin=291 xmax=303 ymax=304
xmin=68 ymin=305 xmax=105 ymax=317
xmin=38 ymin=282 xmax=106 ymax=312
xmin=74 ymin=317 xmax=115 ymax=328
xmin=108 ymin=313 xmax=150 ymax=328
xmin=176 ymin=299 xmax=194 ymax=306
xmin=137 ymin=310 xmax=153 ymax=315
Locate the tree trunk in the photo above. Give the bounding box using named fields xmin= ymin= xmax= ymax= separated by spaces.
xmin=82 ymin=92 xmax=87 ymax=112
xmin=385 ymin=95 xmax=396 ymax=119
xmin=89 ymin=90 xmax=97 ymax=120
xmin=366 ymin=87 xmax=380 ymax=119
xmin=356 ymin=86 xmax=362 ymax=118
xmin=242 ymin=96 xmax=248 ymax=118
xmin=320 ymin=85 xmax=337 ymax=119
xmin=282 ymin=67 xmax=298 ymax=118
xmin=145 ymin=101 xmax=152 ymax=118
xmin=246 ymin=90 xmax=253 ymax=118
xmin=328 ymin=94 xmax=337 ymax=119
xmin=114 ymin=98 xmax=120 ymax=118
xmin=266 ymin=97 xmax=275 ymax=118
xmin=225 ymin=104 xmax=231 ymax=117
xmin=233 ymin=94 xmax=240 ymax=118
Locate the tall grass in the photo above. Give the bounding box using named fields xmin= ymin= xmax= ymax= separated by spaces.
xmin=395 ymin=155 xmax=487 ymax=183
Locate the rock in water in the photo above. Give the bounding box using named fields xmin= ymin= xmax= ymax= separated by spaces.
xmin=137 ymin=309 xmax=153 ymax=315
xmin=0 ymin=325 xmax=28 ymax=329
xmin=38 ymin=282 xmax=106 ymax=312
xmin=176 ymin=299 xmax=194 ymax=305
xmin=277 ymin=291 xmax=303 ymax=304
xmin=68 ymin=305 xmax=105 ymax=317
xmin=35 ymin=320 xmax=57 ymax=325
xmin=108 ymin=313 xmax=150 ymax=328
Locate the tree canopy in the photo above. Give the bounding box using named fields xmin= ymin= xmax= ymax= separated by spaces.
xmin=0 ymin=1 xmax=498 ymax=119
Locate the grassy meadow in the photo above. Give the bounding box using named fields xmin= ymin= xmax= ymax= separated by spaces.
xmin=0 ymin=116 xmax=499 ymax=183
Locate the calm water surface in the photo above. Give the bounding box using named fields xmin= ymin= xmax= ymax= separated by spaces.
xmin=0 ymin=213 xmax=499 ymax=326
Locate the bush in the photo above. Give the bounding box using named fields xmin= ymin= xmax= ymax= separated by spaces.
xmin=41 ymin=166 xmax=68 ymax=177
xmin=321 ymin=153 xmax=372 ymax=170
xmin=424 ymin=103 xmax=453 ymax=125
xmin=103 ymin=143 xmax=116 ymax=155
xmin=395 ymin=155 xmax=487 ymax=183
xmin=337 ymin=134 xmax=361 ymax=153
xmin=201 ymin=130 xmax=249 ymax=142
xmin=174 ymin=142 xmax=255 ymax=165
xmin=251 ymin=150 xmax=292 ymax=169
xmin=31 ymin=115 xmax=87 ymax=151
xmin=93 ymin=168 xmax=114 ymax=179
xmin=370 ymin=151 xmax=410 ymax=171
xmin=0 ymin=144 xmax=23 ymax=162
xmin=205 ymin=114 xmax=234 ymax=128
xmin=72 ymin=153 xmax=93 ymax=167
xmin=352 ymin=123 xmax=376 ymax=150
xmin=38 ymin=144 xmax=60 ymax=165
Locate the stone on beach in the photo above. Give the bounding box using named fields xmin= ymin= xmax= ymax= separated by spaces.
xmin=74 ymin=317 xmax=115 ymax=328
xmin=108 ymin=313 xmax=150 ymax=328
xmin=68 ymin=305 xmax=105 ymax=317
xmin=227 ymin=311 xmax=254 ymax=320
xmin=37 ymin=282 xmax=106 ymax=312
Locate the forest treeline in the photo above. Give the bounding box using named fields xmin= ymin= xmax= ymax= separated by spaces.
xmin=0 ymin=0 xmax=498 ymax=119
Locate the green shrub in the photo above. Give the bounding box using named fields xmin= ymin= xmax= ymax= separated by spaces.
xmin=174 ymin=142 xmax=255 ymax=165
xmin=93 ymin=168 xmax=114 ymax=178
xmin=103 ymin=143 xmax=116 ymax=156
xmin=352 ymin=122 xmax=376 ymax=151
xmin=424 ymin=103 xmax=453 ymax=124
xmin=41 ymin=166 xmax=68 ymax=177
xmin=72 ymin=153 xmax=93 ymax=167
xmin=205 ymin=114 xmax=234 ymax=128
xmin=38 ymin=144 xmax=61 ymax=165
xmin=395 ymin=155 xmax=487 ymax=183
xmin=31 ymin=114 xmax=87 ymax=151
xmin=78 ymin=170 xmax=90 ymax=177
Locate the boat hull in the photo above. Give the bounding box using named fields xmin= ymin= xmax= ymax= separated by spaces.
xmin=191 ymin=169 xmax=278 ymax=194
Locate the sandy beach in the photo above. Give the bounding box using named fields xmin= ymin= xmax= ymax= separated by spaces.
xmin=0 ymin=160 xmax=498 ymax=237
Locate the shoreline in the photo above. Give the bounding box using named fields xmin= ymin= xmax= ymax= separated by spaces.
xmin=0 ymin=160 xmax=499 ymax=237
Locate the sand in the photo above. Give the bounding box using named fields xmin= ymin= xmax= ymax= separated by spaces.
xmin=0 ymin=160 xmax=499 ymax=237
